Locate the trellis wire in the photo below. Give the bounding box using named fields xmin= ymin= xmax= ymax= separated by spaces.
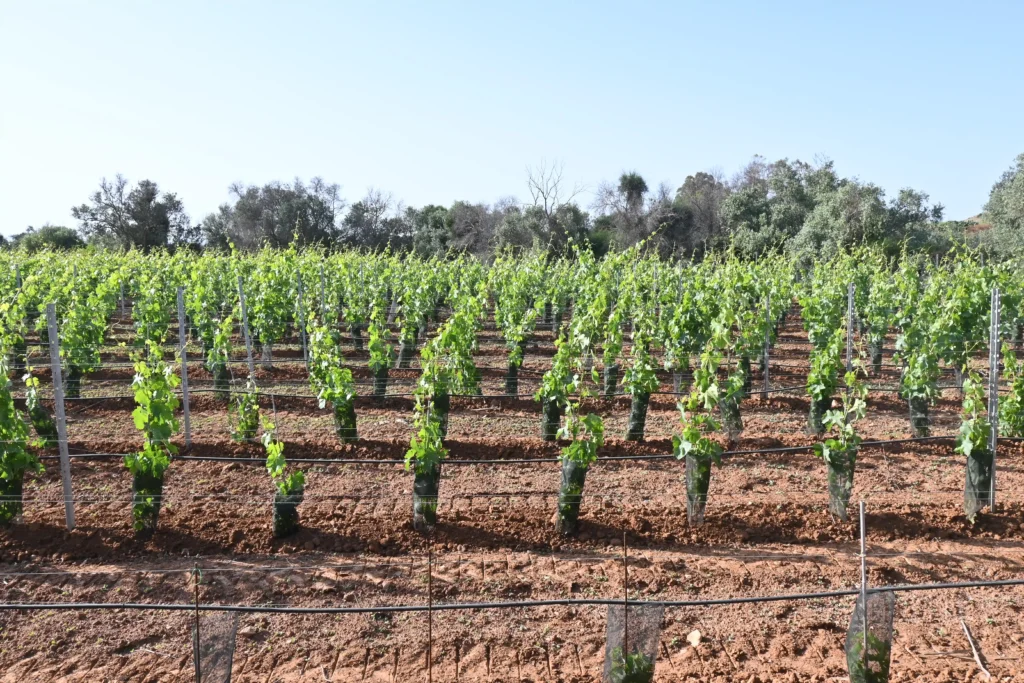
xmin=3 ymin=577 xmax=1024 ymax=614
xmin=3 ymin=544 xmax=1019 ymax=579
xmin=34 ymin=433 xmax=974 ymax=466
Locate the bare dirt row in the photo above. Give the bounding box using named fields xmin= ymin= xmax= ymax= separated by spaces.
xmin=2 ymin=320 xmax=1023 ymax=680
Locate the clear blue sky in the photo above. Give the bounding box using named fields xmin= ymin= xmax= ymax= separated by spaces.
xmin=2 ymin=1 xmax=1022 ymax=237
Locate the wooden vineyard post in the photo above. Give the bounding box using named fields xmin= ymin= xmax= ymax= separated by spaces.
xmin=119 ymin=280 xmax=126 ymax=318
xmin=45 ymin=304 xmax=75 ymax=530
xmin=177 ymin=287 xmax=192 ymax=448
xmin=237 ymin=276 xmax=256 ymax=378
xmin=989 ymin=287 xmax=1001 ymax=510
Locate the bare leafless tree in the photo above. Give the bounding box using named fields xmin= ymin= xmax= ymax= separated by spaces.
xmin=493 ymin=195 xmax=519 ymax=214
xmin=339 ymin=187 xmax=411 ymax=250
xmin=591 ymin=172 xmax=654 ymax=247
xmin=360 ymin=188 xmax=395 ymax=233
xmin=592 ymin=180 xmax=624 ymax=216
xmin=308 ymin=176 xmax=346 ymax=214
xmin=526 ymin=160 xmax=584 ymax=221
xmin=730 ymin=155 xmax=771 ymax=190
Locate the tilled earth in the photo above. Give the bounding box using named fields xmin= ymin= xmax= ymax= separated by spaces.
xmin=2 ymin=321 xmax=1024 ymax=681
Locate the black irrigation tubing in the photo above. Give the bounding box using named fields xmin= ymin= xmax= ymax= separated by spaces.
xmin=4 ymin=577 xmax=1024 ymax=614
xmin=28 ymin=374 xmax=1010 ymax=395
xmin=47 ymin=384 xmax=812 ymax=402
xmin=39 ymin=434 xmax=968 ymax=465
xmin=39 ymin=381 xmax=978 ymax=402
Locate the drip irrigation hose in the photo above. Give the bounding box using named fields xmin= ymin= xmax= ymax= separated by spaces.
xmin=3 ymin=577 xmax=1024 ymax=613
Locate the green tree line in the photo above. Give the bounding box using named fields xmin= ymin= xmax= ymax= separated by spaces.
xmin=6 ymin=154 xmax=1024 ymax=260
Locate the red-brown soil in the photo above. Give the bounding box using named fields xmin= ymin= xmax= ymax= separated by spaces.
xmin=2 ymin=314 xmax=1024 ymax=681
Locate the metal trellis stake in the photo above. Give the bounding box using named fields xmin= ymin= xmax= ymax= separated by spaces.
xmin=387 ymin=292 xmax=398 ymax=326
xmin=296 ymin=273 xmax=309 ymax=369
xmin=858 ymin=500 xmax=868 ymax=668
xmin=763 ymin=293 xmax=771 ymax=393
xmin=989 ymin=287 xmax=1001 ymax=510
xmin=15 ymin=265 xmax=25 ymax=347
xmin=192 ymin=563 xmax=201 ymax=681
xmin=177 ymin=287 xmax=192 ymax=448
xmin=427 ymin=531 xmax=433 ymax=683
xmin=846 ymin=283 xmax=855 ymax=373
xmin=319 ymin=263 xmax=327 ymax=322
xmin=237 ymin=276 xmax=256 ymax=378
xmin=45 ymin=304 xmax=75 ymax=530
xmin=623 ymin=529 xmax=629 ymax=658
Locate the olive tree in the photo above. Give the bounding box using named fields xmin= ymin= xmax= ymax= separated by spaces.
xmin=72 ymin=175 xmax=195 ymax=250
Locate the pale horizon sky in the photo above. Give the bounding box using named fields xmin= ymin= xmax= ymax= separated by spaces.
xmin=2 ymin=1 xmax=1022 ymax=237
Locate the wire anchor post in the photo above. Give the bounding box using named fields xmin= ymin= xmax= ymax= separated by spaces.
xmin=988 ymin=287 xmax=1001 ymax=510
xmin=296 ymin=272 xmax=309 ymax=370
xmin=763 ymin=293 xmax=771 ymax=393
xmin=45 ymin=304 xmax=75 ymax=531
xmin=237 ymin=276 xmax=256 ymax=378
xmin=858 ymin=500 xmax=868 ymax=668
xmin=846 ymin=283 xmax=855 ymax=373
xmin=177 ymin=287 xmax=191 ymax=448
